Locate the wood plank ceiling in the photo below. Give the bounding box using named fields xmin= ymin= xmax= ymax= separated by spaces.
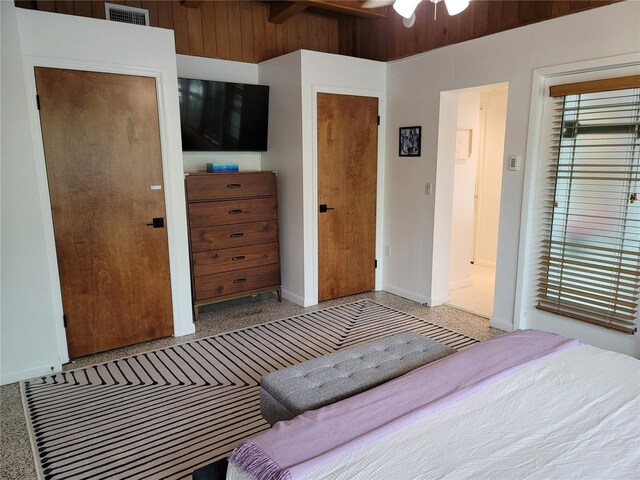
xmin=15 ymin=1 xmax=618 ymax=63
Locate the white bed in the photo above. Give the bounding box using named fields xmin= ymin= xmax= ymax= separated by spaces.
xmin=227 ymin=344 xmax=639 ymax=479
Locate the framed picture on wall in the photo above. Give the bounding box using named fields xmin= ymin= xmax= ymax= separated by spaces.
xmin=399 ymin=126 xmax=421 ymax=157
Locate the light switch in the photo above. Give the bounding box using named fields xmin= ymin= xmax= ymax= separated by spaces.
xmin=508 ymin=155 xmax=521 ymax=171
xmin=425 ymin=182 xmax=432 ymax=196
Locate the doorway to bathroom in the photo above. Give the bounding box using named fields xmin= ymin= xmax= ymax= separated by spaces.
xmin=445 ymin=84 xmax=508 ymax=319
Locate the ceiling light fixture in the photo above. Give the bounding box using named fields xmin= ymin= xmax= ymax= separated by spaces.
xmin=392 ymin=0 xmax=421 ymax=19
xmin=429 ymin=0 xmax=470 ymax=20
xmin=392 ymin=0 xmax=470 ymax=23
xmin=443 ymin=0 xmax=470 ymax=16
xmin=402 ymin=12 xmax=416 ymax=28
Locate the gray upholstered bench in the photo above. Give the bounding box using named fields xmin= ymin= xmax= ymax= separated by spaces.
xmin=259 ymin=331 xmax=454 ymax=425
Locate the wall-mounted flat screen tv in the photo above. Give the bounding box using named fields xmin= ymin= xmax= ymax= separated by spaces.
xmin=177 ymin=78 xmax=269 ymax=152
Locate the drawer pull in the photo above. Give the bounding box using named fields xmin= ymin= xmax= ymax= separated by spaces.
xmin=231 ymin=256 xmax=246 ymax=261
xmin=228 ymin=209 xmax=243 ymax=215
xmin=233 ymin=278 xmax=247 ymax=284
xmin=230 ymin=233 xmax=244 ymax=238
xmin=227 ymin=183 xmax=242 ymax=189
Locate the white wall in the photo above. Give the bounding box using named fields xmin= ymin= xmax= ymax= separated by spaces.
xmin=1 ymin=6 xmax=194 ymax=384
xmin=176 ymin=55 xmax=263 ymax=173
xmin=259 ymin=52 xmax=306 ymax=304
xmin=474 ymin=87 xmax=508 ymax=268
xmin=260 ymin=50 xmax=387 ymax=307
xmin=300 ymin=50 xmax=387 ymax=306
xmin=1 ymin=2 xmax=64 ymax=384
xmin=384 ymin=1 xmax=640 ymax=353
xmin=427 ymin=91 xmax=458 ymax=306
xmin=449 ymin=90 xmax=481 ymax=290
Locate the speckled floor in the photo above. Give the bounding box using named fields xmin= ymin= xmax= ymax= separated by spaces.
xmin=0 ymin=291 xmax=504 ymax=480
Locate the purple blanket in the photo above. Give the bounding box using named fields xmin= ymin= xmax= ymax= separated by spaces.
xmin=229 ymin=329 xmax=579 ymax=480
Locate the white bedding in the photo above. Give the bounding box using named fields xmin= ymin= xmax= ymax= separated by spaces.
xmin=227 ymin=344 xmax=640 ymax=479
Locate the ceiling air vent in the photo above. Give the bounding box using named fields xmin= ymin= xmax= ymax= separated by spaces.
xmin=105 ymin=2 xmax=149 ymax=26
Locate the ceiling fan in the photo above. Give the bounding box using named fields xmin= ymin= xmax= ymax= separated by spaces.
xmin=362 ymin=0 xmax=470 ymax=27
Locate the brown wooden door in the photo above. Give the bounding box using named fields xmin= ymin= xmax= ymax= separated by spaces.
xmin=35 ymin=67 xmax=174 ymax=358
xmin=317 ymin=93 xmax=378 ymax=301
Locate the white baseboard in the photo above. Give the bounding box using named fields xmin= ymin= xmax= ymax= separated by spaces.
xmin=490 ymin=316 xmax=514 ymax=332
xmin=1 ymin=362 xmax=63 ymax=386
xmin=429 ymin=294 xmax=450 ymax=306
xmin=474 ymin=259 xmax=496 ymax=269
xmin=449 ymin=279 xmax=472 ymax=290
xmin=174 ymin=321 xmax=195 ymax=337
xmin=382 ymin=284 xmax=431 ymax=305
xmin=282 ymin=289 xmax=306 ymax=306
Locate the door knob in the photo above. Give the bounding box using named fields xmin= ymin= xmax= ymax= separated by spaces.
xmin=146 ymin=217 xmax=164 ymax=228
xmin=319 ymin=204 xmax=335 ymax=213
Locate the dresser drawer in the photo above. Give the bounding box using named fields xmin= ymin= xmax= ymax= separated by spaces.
xmin=186 ymin=173 xmax=276 ymax=201
xmin=189 ymin=197 xmax=277 ymax=228
xmin=194 ymin=263 xmax=280 ymax=301
xmin=190 ymin=221 xmax=278 ymax=252
xmin=192 ymin=243 xmax=279 ymax=277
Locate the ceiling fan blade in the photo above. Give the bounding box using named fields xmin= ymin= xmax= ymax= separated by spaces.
xmin=361 ymin=0 xmax=395 ymax=8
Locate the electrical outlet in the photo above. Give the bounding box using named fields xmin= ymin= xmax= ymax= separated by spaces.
xmin=385 ymin=245 xmax=391 ymax=257
xmin=425 ymin=182 xmax=432 ymax=196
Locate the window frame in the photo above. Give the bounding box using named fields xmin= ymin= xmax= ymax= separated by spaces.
xmin=536 ymin=77 xmax=640 ymax=334
xmin=513 ymin=55 xmax=640 ymax=343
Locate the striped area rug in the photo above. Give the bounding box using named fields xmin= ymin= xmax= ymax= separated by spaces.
xmin=22 ymin=299 xmax=478 ymax=480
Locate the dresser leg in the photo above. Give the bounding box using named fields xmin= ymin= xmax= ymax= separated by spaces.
xmin=193 ymin=304 xmax=199 ymax=322
xmin=276 ymin=287 xmax=282 ymax=302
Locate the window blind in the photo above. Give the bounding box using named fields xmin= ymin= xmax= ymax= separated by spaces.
xmin=537 ymin=76 xmax=640 ymax=334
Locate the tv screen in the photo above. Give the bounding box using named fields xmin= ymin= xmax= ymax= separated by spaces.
xmin=177 ymin=78 xmax=269 ymax=152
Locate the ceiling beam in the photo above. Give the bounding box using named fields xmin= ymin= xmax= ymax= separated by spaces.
xmin=302 ymin=1 xmax=387 ymax=18
xmin=269 ymin=2 xmax=310 ymax=24
xmin=269 ymin=0 xmax=387 ymax=24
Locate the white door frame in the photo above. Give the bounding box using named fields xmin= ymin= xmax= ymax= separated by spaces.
xmin=22 ymin=56 xmax=195 ymax=366
xmin=309 ymin=85 xmax=386 ymax=307
xmin=432 ymin=82 xmax=508 ymax=308
xmin=472 ymin=96 xmax=489 ymax=266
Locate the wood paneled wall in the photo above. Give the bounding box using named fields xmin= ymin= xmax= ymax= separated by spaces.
xmin=350 ymin=0 xmax=620 ymax=61
xmin=15 ymin=1 xmax=619 ymax=63
xmin=16 ymin=1 xmax=340 ymax=62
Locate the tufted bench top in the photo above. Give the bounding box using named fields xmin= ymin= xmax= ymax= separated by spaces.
xmin=259 ymin=331 xmax=455 ymax=425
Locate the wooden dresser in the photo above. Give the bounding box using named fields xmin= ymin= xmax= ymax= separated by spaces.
xmin=185 ymin=171 xmax=281 ymax=319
